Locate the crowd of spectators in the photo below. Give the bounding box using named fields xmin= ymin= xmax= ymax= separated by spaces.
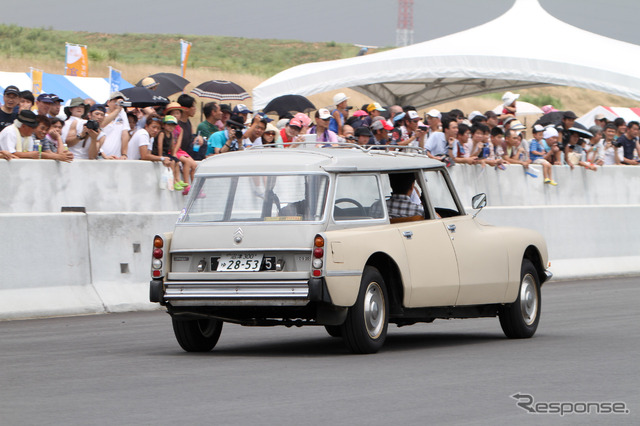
xmin=2 ymin=85 xmax=639 ymax=191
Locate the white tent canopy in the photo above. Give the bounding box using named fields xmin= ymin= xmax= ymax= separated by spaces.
xmin=253 ymin=0 xmax=640 ymax=110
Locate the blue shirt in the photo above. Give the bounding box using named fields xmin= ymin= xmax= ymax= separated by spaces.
xmin=206 ymin=130 xmax=229 ymax=156
xmin=425 ymin=132 xmax=447 ymax=156
xmin=529 ymin=139 xmax=546 ymax=161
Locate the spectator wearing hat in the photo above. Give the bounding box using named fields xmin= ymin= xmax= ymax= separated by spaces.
xmin=370 ymin=117 xmax=393 ymax=148
xmin=586 ymin=125 xmax=604 ymax=166
xmin=555 ymin=110 xmax=578 ymax=160
xmin=0 ymin=86 xmax=20 ymax=131
xmin=232 ymin=104 xmax=252 ymax=124
xmin=140 ymin=77 xmax=159 ymax=90
xmin=354 ymin=126 xmax=373 ymax=146
xmin=616 ymin=121 xmax=639 ymax=165
xmin=34 ymin=93 xmax=55 ymax=117
xmin=330 ymin=92 xmax=349 ymax=137
xmin=500 ymin=91 xmax=519 ymax=121
xmin=279 ymin=115 xmax=307 ymax=148
xmin=0 ymin=110 xmax=38 ymax=157
xmin=362 ymin=103 xmax=386 ymax=127
xmin=594 ymin=113 xmax=608 ymax=129
xmin=392 ymin=110 xmax=424 ymax=148
xmin=206 ymin=114 xmax=246 ymax=156
xmin=18 ymin=90 xmax=35 ymax=113
xmin=163 ymin=115 xmax=195 ymax=188
xmin=261 ymin=123 xmax=283 ymax=148
xmin=307 ymin=108 xmax=338 ymax=147
xmin=97 ymin=92 xmax=130 ymax=159
xmin=177 ymin=94 xmax=204 ymax=158
xmin=61 ymin=97 xmax=89 ymax=157
xmin=216 ymin=104 xmax=232 ymax=130
xmin=423 ymin=109 xmax=442 ymax=139
xmin=484 ymin=110 xmax=499 ymax=132
xmin=48 ymin=94 xmax=64 ymax=119
xmin=529 ymin=124 xmax=557 ymax=185
xmin=566 ymin=127 xmax=597 ymax=171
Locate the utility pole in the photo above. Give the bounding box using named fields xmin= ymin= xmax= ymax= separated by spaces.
xmin=396 ymin=0 xmax=414 ymax=47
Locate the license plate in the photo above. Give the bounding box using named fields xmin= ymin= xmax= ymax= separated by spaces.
xmin=216 ymin=253 xmax=264 ymax=271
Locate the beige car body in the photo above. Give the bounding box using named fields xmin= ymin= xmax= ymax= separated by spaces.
xmin=153 ymin=147 xmax=550 ymax=325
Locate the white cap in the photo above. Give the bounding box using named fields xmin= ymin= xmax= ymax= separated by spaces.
xmin=468 ymin=110 xmax=485 ymax=121
xmin=426 ymin=109 xmax=441 ymax=119
xmin=407 ymin=110 xmax=420 ymax=120
xmin=317 ymin=108 xmax=331 ymax=120
xmin=502 ymin=91 xmax=520 ymax=106
xmin=543 ymin=127 xmax=559 ymax=139
xmin=333 ymin=92 xmax=349 ymax=105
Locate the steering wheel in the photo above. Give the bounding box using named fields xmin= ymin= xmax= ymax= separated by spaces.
xmin=335 ymin=198 xmax=366 ymax=216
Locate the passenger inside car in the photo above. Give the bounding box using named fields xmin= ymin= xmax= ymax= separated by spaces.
xmin=386 ymin=172 xmax=425 ymax=220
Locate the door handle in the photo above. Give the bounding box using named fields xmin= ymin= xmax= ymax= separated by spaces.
xmin=447 ymin=224 xmax=456 ymax=233
xmin=402 ymin=231 xmax=413 ymax=239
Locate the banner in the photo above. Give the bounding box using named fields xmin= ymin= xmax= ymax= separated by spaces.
xmin=180 ymin=39 xmax=191 ymax=78
xmin=30 ymin=68 xmax=43 ymax=97
xmin=109 ymin=66 xmax=122 ymax=93
xmin=65 ymin=43 xmax=88 ymax=77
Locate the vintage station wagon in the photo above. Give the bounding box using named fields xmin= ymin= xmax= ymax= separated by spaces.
xmin=150 ymin=146 xmax=552 ymax=354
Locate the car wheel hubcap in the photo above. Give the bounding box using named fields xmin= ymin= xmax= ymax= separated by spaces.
xmin=520 ymin=274 xmax=538 ymax=326
xmin=364 ymin=282 xmax=385 ymax=339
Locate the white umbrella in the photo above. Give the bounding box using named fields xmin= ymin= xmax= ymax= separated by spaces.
xmin=493 ymin=101 xmax=543 ymax=116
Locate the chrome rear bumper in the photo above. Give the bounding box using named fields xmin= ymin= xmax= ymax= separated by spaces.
xmin=163 ymin=280 xmax=310 ymax=306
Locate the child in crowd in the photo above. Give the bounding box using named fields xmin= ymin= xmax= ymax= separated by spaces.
xmin=529 ymin=124 xmax=557 ymax=185
xmin=155 ymin=115 xmax=190 ymax=190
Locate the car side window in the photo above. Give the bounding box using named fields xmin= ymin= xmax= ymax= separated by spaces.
xmin=423 ymin=170 xmax=462 ymax=218
xmin=334 ymin=174 xmax=384 ymax=220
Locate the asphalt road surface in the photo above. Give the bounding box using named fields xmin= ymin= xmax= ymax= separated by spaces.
xmin=1 ymin=277 xmax=638 ymax=425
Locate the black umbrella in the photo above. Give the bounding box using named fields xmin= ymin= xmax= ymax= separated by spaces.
xmin=119 ymin=87 xmax=169 ymax=108
xmin=136 ymin=72 xmax=190 ymax=98
xmin=191 ymin=80 xmax=250 ymax=101
xmin=262 ymin=94 xmax=316 ymax=116
xmin=534 ymin=111 xmax=566 ymax=127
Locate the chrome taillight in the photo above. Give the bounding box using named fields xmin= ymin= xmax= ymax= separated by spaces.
xmin=151 ymin=235 xmax=165 ymax=278
xmin=312 ymin=234 xmax=325 ymax=277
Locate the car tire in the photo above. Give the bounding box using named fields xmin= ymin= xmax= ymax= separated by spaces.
xmin=499 ymin=259 xmax=541 ymax=339
xmin=341 ymin=266 xmax=389 ymax=354
xmin=324 ymin=325 xmax=342 ymax=338
xmin=172 ymin=318 xmax=223 ymax=352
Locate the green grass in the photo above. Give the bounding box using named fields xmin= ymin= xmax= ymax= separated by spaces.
xmin=0 ymin=24 xmax=388 ymax=77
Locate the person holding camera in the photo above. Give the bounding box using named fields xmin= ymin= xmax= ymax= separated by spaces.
xmin=98 ymin=92 xmax=130 ymax=159
xmin=62 ymin=97 xmax=90 ymax=158
xmin=205 ymin=115 xmax=246 ymax=156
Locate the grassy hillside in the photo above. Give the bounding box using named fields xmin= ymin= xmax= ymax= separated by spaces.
xmin=0 ymin=24 xmax=366 ymax=77
xmin=1 ymin=23 xmax=637 ymax=116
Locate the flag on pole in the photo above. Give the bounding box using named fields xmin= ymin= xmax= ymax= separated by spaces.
xmin=30 ymin=68 xmax=44 ymax=97
xmin=65 ymin=43 xmax=88 ymax=77
xmin=180 ymin=39 xmax=191 ymax=78
xmin=109 ymin=66 xmax=122 ymax=94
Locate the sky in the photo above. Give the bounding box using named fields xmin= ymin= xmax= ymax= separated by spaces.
xmin=2 ymin=0 xmax=640 ymax=47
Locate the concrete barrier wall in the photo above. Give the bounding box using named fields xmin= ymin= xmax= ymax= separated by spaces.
xmin=1 ymin=160 xmax=639 ymax=319
xmin=1 ymin=160 xmax=639 ymax=213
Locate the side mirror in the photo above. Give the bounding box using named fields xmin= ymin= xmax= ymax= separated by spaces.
xmin=471 ymin=193 xmax=487 ymax=218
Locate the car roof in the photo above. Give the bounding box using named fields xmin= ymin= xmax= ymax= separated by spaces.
xmin=196 ymin=146 xmax=444 ymax=174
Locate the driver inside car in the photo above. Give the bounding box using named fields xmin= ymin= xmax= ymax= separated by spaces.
xmin=386 ymin=173 xmax=425 ymax=219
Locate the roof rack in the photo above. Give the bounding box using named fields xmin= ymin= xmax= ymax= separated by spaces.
xmin=246 ymin=142 xmax=429 ymax=157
